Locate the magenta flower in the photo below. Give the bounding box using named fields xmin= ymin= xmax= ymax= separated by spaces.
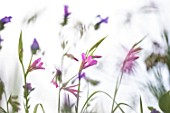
xmin=121 ymin=46 xmax=142 ymax=74
xmin=0 ymin=16 xmax=12 ymax=24
xmin=31 ymin=38 xmax=40 ymax=54
xmin=28 ymin=58 xmax=45 ymax=72
xmin=63 ymin=84 xmax=79 ymax=98
xmin=51 ymin=76 xmax=59 ymax=88
xmin=81 ymin=53 xmax=98 ymax=70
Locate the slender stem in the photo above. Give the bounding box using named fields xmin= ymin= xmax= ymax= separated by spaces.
xmin=4 ymin=91 xmax=9 ymax=113
xmin=111 ymin=72 xmax=124 ymax=113
xmin=21 ymin=54 xmax=33 ymax=113
xmin=58 ymin=88 xmax=61 ymax=113
xmin=76 ymin=78 xmax=81 ymax=113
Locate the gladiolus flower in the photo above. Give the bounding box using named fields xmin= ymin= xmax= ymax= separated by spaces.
xmin=121 ymin=46 xmax=142 ymax=74
xmin=81 ymin=53 xmax=98 ymax=70
xmin=61 ymin=5 xmax=71 ymax=26
xmin=51 ymin=76 xmax=59 ymax=88
xmin=28 ymin=58 xmax=45 ymax=72
xmin=63 ymin=84 xmax=79 ymax=98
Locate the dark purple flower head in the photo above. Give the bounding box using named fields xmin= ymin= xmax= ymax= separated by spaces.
xmin=61 ymin=5 xmax=71 ymax=26
xmin=31 ymin=38 xmax=40 ymax=54
xmin=94 ymin=15 xmax=109 ymax=30
xmin=0 ymin=16 xmax=12 ymax=24
xmin=23 ymin=83 xmax=34 ymax=93
xmin=64 ymin=5 xmax=71 ymax=18
xmin=151 ymin=109 xmax=160 ymax=113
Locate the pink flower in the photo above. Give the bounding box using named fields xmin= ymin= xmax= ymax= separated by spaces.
xmin=81 ymin=53 xmax=98 ymax=70
xmin=121 ymin=46 xmax=142 ymax=74
xmin=28 ymin=58 xmax=45 ymax=72
xmin=51 ymin=76 xmax=59 ymax=88
xmin=62 ymin=84 xmax=79 ymax=98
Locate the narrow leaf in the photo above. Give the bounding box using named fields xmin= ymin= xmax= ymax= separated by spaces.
xmin=140 ymin=96 xmax=143 ymax=113
xmin=18 ymin=31 xmax=23 ymax=63
xmin=33 ymin=103 xmax=45 ymax=113
xmin=88 ymin=36 xmax=107 ymax=55
xmin=159 ymin=91 xmax=170 ymax=113
xmin=0 ymin=107 xmax=7 ymax=113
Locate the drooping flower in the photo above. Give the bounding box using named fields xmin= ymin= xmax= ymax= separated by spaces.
xmin=61 ymin=5 xmax=71 ymax=26
xmin=28 ymin=58 xmax=45 ymax=72
xmin=51 ymin=68 xmax=62 ymax=88
xmin=81 ymin=53 xmax=98 ymax=70
xmin=51 ymin=76 xmax=59 ymax=88
xmin=94 ymin=15 xmax=109 ymax=30
xmin=0 ymin=16 xmax=12 ymax=24
xmin=62 ymin=84 xmax=79 ymax=98
xmin=65 ymin=53 xmax=79 ymax=61
xmin=31 ymin=38 xmax=40 ymax=54
xmin=121 ymin=45 xmax=142 ymax=74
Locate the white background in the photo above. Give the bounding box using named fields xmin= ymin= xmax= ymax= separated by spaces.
xmin=1 ymin=0 xmax=170 ymax=112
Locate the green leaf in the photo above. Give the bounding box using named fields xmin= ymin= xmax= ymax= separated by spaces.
xmin=140 ymin=96 xmax=143 ymax=113
xmin=86 ymin=77 xmax=100 ymax=86
xmin=18 ymin=31 xmax=23 ymax=63
xmin=0 ymin=79 xmax=4 ymax=100
xmin=88 ymin=36 xmax=107 ymax=55
xmin=80 ymin=90 xmax=112 ymax=113
xmin=0 ymin=106 xmax=7 ymax=113
xmin=132 ymin=36 xmax=146 ymax=48
xmin=33 ymin=103 xmax=45 ymax=113
xmin=159 ymin=91 xmax=170 ymax=113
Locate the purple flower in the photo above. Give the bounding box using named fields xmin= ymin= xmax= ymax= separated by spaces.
xmin=31 ymin=38 xmax=40 ymax=54
xmin=23 ymin=83 xmax=34 ymax=93
xmin=63 ymin=84 xmax=79 ymax=98
xmin=0 ymin=35 xmax=3 ymax=43
xmin=81 ymin=53 xmax=98 ymax=70
xmin=151 ymin=109 xmax=160 ymax=113
xmin=121 ymin=46 xmax=142 ymax=74
xmin=61 ymin=5 xmax=71 ymax=26
xmin=0 ymin=16 xmax=12 ymax=24
xmin=64 ymin=5 xmax=71 ymax=18
xmin=94 ymin=15 xmax=109 ymax=30
xmin=28 ymin=58 xmax=45 ymax=72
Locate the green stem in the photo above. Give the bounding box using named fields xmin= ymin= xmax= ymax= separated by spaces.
xmin=21 ymin=54 xmax=33 ymax=113
xmin=76 ymin=78 xmax=81 ymax=113
xmin=111 ymin=72 xmax=124 ymax=113
xmin=58 ymin=88 xmax=61 ymax=113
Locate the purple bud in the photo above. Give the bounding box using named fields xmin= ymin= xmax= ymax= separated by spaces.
xmin=31 ymin=38 xmax=40 ymax=54
xmin=0 ymin=16 xmax=12 ymax=24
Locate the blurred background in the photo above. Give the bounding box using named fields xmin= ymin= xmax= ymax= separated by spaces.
xmin=1 ymin=0 xmax=170 ymax=112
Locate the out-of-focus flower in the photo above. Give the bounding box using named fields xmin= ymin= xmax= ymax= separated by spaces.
xmin=0 ymin=35 xmax=4 ymax=49
xmin=31 ymin=38 xmax=40 ymax=54
xmin=150 ymin=109 xmax=160 ymax=113
xmin=81 ymin=53 xmax=98 ymax=70
xmin=62 ymin=84 xmax=79 ymax=98
xmin=0 ymin=16 xmax=12 ymax=24
xmin=94 ymin=15 xmax=109 ymax=30
xmin=28 ymin=58 xmax=45 ymax=72
xmin=51 ymin=76 xmax=59 ymax=88
xmin=121 ymin=46 xmax=142 ymax=74
xmin=23 ymin=83 xmax=34 ymax=93
xmin=65 ymin=53 xmax=79 ymax=61
xmin=0 ymin=16 xmax=12 ymax=31
xmin=61 ymin=5 xmax=71 ymax=26
xmin=51 ymin=68 xmax=62 ymax=88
